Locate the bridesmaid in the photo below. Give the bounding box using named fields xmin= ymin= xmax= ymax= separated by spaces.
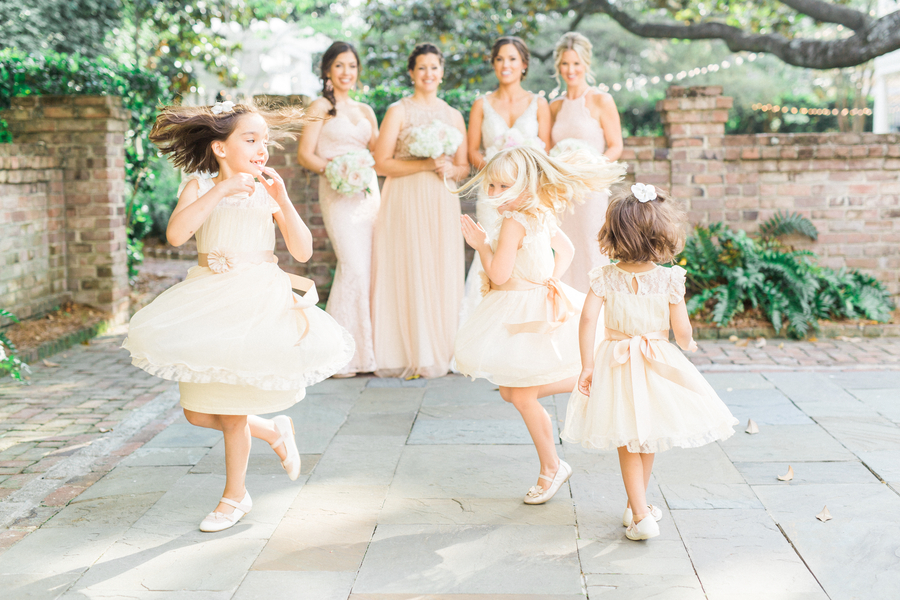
xmin=297 ymin=41 xmax=380 ymax=376
xmin=371 ymin=44 xmax=469 ymax=378
xmin=460 ymin=36 xmax=551 ymax=326
xmin=549 ymin=32 xmax=624 ymax=294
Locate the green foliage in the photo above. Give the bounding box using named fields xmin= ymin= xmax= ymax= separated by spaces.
xmin=0 ymin=308 xmax=30 ymax=382
xmin=759 ymin=210 xmax=818 ymax=241
xmin=678 ymin=216 xmax=895 ymax=338
xmin=352 ymin=83 xmax=481 ymax=122
xmin=0 ymin=0 xmax=121 ymax=59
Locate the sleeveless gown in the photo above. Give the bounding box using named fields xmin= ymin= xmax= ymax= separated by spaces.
xmin=371 ymin=97 xmax=465 ymax=378
xmin=315 ymin=112 xmax=380 ymax=374
xmin=459 ymin=93 xmax=543 ymax=328
xmin=551 ymin=88 xmax=611 ymax=294
xmin=124 ymin=177 xmax=354 ymax=414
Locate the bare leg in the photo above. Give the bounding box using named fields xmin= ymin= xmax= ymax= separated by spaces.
xmin=183 ymin=409 xmax=285 ymax=460
xmin=500 ymin=385 xmax=560 ymax=489
xmin=626 ymin=453 xmax=655 ymax=510
xmin=618 ymin=446 xmax=655 ymax=522
xmin=536 ymin=375 xmax=577 ymax=399
xmin=217 ymin=414 xmax=251 ymax=514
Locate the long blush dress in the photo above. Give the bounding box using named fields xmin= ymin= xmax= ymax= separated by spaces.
xmin=551 ymin=88 xmax=611 ymax=294
xmin=371 ymin=97 xmax=465 ymax=378
xmin=316 ymin=112 xmax=380 ymax=374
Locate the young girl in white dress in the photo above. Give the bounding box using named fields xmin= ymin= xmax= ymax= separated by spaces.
xmin=562 ymin=183 xmax=737 ymax=540
xmin=455 ymin=146 xmax=625 ymax=504
xmin=124 ymin=100 xmax=354 ymax=532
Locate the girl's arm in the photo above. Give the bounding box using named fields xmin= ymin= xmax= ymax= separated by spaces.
xmin=536 ymin=96 xmax=552 ymax=152
xmin=577 ymin=290 xmax=604 ymax=395
xmin=166 ymin=174 xmax=255 ymax=247
xmin=261 ymin=167 xmax=313 ymax=262
xmin=373 ymin=103 xmax=436 ymax=178
xmin=460 ymin=214 xmax=523 ymax=286
xmin=296 ymin=98 xmax=331 ymax=175
xmin=594 ymin=93 xmax=624 ymax=162
xmin=670 ymin=300 xmax=698 ymax=352
xmin=549 ymin=227 xmax=575 ymax=280
xmin=467 ymin=97 xmax=487 ymax=171
xmin=435 ymin=110 xmax=471 ymax=181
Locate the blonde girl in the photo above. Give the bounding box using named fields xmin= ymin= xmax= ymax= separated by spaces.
xmin=454 ymin=146 xmax=625 ymax=504
xmin=561 ymin=184 xmax=737 ymax=540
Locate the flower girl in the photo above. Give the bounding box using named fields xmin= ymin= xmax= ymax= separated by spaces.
xmin=562 ymin=184 xmax=737 ymax=540
xmin=124 ymin=100 xmax=354 ymax=532
xmin=454 ymin=146 xmax=624 ymax=504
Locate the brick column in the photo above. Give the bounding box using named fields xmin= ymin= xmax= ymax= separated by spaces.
xmin=657 ymin=86 xmax=733 ymax=223
xmin=3 ymin=96 xmax=130 ymax=322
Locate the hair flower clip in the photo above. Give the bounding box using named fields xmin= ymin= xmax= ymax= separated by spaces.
xmin=211 ymin=101 xmax=235 ymax=115
xmin=631 ymin=183 xmax=657 ymax=203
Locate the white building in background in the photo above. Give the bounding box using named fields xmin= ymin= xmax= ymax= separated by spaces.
xmin=189 ymin=18 xmax=332 ymax=104
xmin=873 ymin=0 xmax=900 ymax=133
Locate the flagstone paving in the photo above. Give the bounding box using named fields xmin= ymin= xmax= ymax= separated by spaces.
xmin=1 ymin=329 xmax=899 ymax=598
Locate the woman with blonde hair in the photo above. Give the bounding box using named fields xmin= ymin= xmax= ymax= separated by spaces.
xmin=550 ymin=31 xmax=625 ymax=294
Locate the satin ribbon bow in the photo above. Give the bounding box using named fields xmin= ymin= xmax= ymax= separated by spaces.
xmin=606 ymin=328 xmax=710 ymax=445
xmin=494 ymin=277 xmax=576 ymax=335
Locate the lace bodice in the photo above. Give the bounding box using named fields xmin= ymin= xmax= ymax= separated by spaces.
xmin=190 ymin=176 xmax=279 ymax=254
xmin=589 ymin=264 xmax=686 ymax=336
xmin=395 ymin=97 xmax=458 ymax=160
xmin=316 ymin=113 xmax=373 ymax=160
xmin=481 ymin=93 xmax=541 ymax=158
xmin=490 ymin=210 xmax=556 ymax=282
xmin=550 ymin=89 xmax=606 ymax=153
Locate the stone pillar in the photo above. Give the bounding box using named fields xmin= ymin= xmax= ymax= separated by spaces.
xmin=657 ymin=86 xmax=733 ymax=223
xmin=3 ymin=96 xmax=130 ymax=323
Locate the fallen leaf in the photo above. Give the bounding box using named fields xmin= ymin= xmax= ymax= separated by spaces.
xmin=778 ymin=342 xmax=784 ymax=349
xmin=754 ymin=337 xmax=767 ymax=348
xmin=745 ymin=419 xmax=759 ymax=434
xmin=777 ymin=465 xmax=794 ymax=481
xmin=42 ymin=359 xmax=60 ymax=367
xmin=816 ymin=506 xmax=832 ymax=522
xmin=735 ymin=338 xmax=750 ymax=347
xmin=728 ymin=335 xmax=739 ymax=342
xmin=98 ymin=427 xmax=112 ymax=433
xmin=808 ymin=336 xmax=818 ymax=342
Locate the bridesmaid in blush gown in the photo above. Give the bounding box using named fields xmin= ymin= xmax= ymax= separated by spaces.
xmin=370 ymin=44 xmax=468 ymax=378
xmin=550 ymin=32 xmax=624 ymax=294
xmin=297 ymin=42 xmax=380 ymax=376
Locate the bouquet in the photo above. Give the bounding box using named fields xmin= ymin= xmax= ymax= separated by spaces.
xmin=485 ymin=129 xmax=546 ymax=159
xmin=407 ymin=119 xmax=464 ymax=159
xmin=325 ymin=150 xmax=375 ymax=196
xmin=549 ymin=138 xmax=601 ymax=158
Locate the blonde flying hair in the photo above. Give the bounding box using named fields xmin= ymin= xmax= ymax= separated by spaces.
xmin=455 ymin=146 xmax=625 ymax=217
xmin=553 ymin=32 xmax=596 ymax=91
xmin=598 ymin=186 xmax=687 ymax=264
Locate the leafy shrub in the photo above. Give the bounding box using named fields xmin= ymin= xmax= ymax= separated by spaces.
xmin=0 ymin=309 xmax=30 ymax=382
xmin=678 ymin=213 xmax=894 ymax=338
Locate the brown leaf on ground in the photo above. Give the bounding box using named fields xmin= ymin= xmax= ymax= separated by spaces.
xmin=816 ymin=506 xmax=832 ymax=522
xmin=41 ymin=359 xmax=60 ymax=367
xmin=735 ymin=338 xmax=750 ymax=347
xmin=745 ymin=419 xmax=759 ymax=434
xmin=728 ymin=335 xmax=739 ymax=342
xmin=777 ymin=465 xmax=794 ymax=481
xmin=5 ymin=302 xmax=108 ymax=354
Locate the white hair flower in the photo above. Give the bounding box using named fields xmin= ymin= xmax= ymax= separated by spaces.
xmin=211 ymin=101 xmax=235 ymax=115
xmin=631 ymin=183 xmax=657 ymax=203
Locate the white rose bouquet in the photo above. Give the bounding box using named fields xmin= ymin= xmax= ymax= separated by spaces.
xmin=549 ymin=138 xmax=601 ymax=158
xmin=485 ymin=129 xmax=546 ymax=159
xmin=407 ymin=119 xmax=464 ymax=159
xmin=325 ymin=150 xmax=376 ymax=196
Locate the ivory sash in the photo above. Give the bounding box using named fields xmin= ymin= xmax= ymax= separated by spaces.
xmin=198 ymin=250 xmax=318 ymax=344
xmin=605 ymin=328 xmax=710 ymax=445
xmin=490 ymin=277 xmax=576 ymax=335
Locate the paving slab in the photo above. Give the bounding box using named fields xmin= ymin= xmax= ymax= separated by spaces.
xmin=653 ymin=443 xmax=745 ymax=485
xmin=824 ymin=371 xmax=900 ymax=389
xmin=718 ymin=388 xmax=813 ymax=425
xmin=337 ymin=411 xmax=418 ymax=437
xmin=718 ymin=424 xmax=857 ymax=463
xmin=282 ymin=402 xmax=352 ymax=454
xmin=585 ymin=573 xmax=706 ymax=600
xmin=142 ymin=424 xmax=221 ymax=448
xmin=233 ymin=571 xmax=356 ymax=600
xmin=754 ymin=483 xmax=900 ymax=600
xmin=407 ymin=418 xmax=537 ymax=445
xmin=763 ymin=372 xmax=875 ymax=417
xmin=847 ymin=388 xmax=900 ymax=423
xmin=350 ymin=387 xmax=425 ymax=414
xmin=308 ymin=435 xmax=405 ymax=486
xmin=733 ymin=460 xmax=877 ymax=485
xmin=814 ymin=416 xmax=900 ymax=453
xmin=855 ymin=449 xmax=900 ymax=481
xmin=120 ymin=446 xmax=210 ymax=467
xmin=6 ymin=573 xmax=82 ymax=600
xmin=73 ymin=466 xmax=190 ymax=502
xmin=578 ymin=538 xmax=697 ymax=576
xmin=702 ymin=372 xmax=776 ymax=391
xmin=353 ymin=524 xmax=582 ymax=595
xmin=61 ymin=591 xmax=233 ymax=600
xmin=378 ymin=496 xmax=575 ymax=526
xmin=0 ymin=526 xmax=125 ymax=576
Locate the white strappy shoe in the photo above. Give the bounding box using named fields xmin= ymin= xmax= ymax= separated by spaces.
xmin=271 ymin=415 xmax=301 ymax=481
xmin=523 ymin=460 xmax=572 ymax=505
xmin=199 ymin=491 xmax=252 ymax=532
xmin=625 ymin=513 xmax=660 ymax=541
xmin=622 ymin=504 xmax=663 ymax=527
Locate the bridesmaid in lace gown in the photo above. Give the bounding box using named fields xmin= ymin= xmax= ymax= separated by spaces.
xmin=460 ymin=36 xmax=551 ymax=326
xmin=371 ymin=44 xmax=469 ymax=378
xmin=550 ymin=32 xmax=624 ymax=293
xmin=297 ymin=42 xmax=380 ymax=376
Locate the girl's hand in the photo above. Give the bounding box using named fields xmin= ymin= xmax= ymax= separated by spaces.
xmin=259 ymin=166 xmax=289 ymax=205
xmin=460 ymin=214 xmax=489 ymax=252
xmin=685 ymin=338 xmax=698 ymax=353
xmin=577 ymin=368 xmax=593 ymax=395
xmin=219 ymin=173 xmax=256 ymax=197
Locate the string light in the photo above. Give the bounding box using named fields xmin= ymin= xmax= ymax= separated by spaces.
xmin=750 ymin=103 xmax=873 ymax=117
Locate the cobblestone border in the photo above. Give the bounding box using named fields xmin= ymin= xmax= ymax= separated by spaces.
xmin=695 ymin=322 xmax=900 ymax=340
xmin=18 ymin=320 xmax=113 ymax=365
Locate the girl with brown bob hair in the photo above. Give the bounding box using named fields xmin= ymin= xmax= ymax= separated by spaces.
xmin=125 ymin=99 xmax=354 ymax=533
xmin=562 ymin=182 xmax=737 ymax=542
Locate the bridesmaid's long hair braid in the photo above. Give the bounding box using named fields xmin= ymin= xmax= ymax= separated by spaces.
xmin=320 ymin=41 xmax=361 ymax=117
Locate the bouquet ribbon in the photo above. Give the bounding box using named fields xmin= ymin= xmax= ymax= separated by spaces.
xmin=489 ymin=277 xmax=576 ymax=335
xmin=198 ymin=250 xmax=318 ymax=344
xmin=604 ymin=328 xmax=710 ymax=445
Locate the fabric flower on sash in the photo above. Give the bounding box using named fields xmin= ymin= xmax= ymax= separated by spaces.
xmin=206 ymin=249 xmax=235 ymax=274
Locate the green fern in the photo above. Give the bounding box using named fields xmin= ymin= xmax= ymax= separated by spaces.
xmin=759 ymin=210 xmax=819 ymax=241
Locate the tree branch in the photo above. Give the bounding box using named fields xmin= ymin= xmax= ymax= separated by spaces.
xmin=777 ymin=0 xmax=869 ymax=31
xmin=578 ymin=0 xmax=900 ymax=69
